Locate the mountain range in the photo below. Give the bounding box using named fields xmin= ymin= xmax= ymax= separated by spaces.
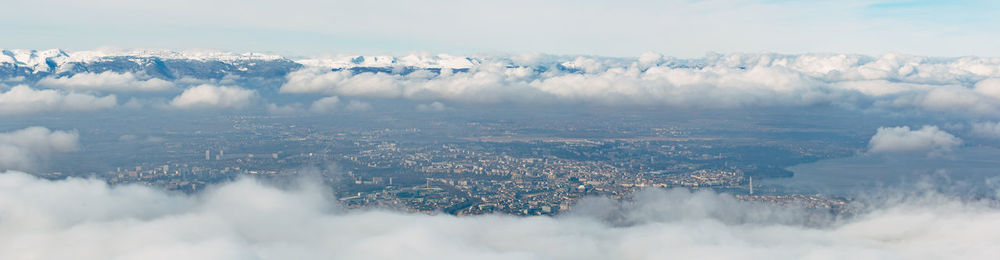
xmin=0 ymin=49 xmax=486 ymax=81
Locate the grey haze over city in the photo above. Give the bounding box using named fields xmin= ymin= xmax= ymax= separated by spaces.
xmin=3 ymin=0 xmax=1000 ymax=259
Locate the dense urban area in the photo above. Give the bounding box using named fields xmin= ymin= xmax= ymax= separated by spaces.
xmin=37 ymin=111 xmax=863 ymax=216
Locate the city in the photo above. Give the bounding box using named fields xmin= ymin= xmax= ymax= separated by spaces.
xmin=92 ymin=112 xmax=856 ymax=216
xmin=4 ymin=1 xmax=999 ymax=256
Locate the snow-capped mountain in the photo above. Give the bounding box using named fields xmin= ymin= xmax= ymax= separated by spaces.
xmin=0 ymin=49 xmax=70 ymax=73
xmin=0 ymin=48 xmax=301 ymax=81
xmin=0 ymin=48 xmax=496 ymax=81
xmin=4 ymin=48 xmax=1000 ymax=116
xmin=9 ymin=48 xmax=995 ymax=89
xmin=297 ymin=53 xmax=478 ymax=69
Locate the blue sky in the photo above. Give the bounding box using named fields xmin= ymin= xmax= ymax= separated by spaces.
xmin=2 ymin=0 xmax=997 ymax=57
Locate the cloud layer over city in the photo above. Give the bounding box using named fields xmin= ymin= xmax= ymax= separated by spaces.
xmin=0 ymin=171 xmax=997 ymax=260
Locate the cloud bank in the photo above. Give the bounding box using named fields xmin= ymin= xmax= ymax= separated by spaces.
xmin=6 ymin=52 xmax=1000 ymax=116
xmin=308 ymin=96 xmax=340 ymax=113
xmin=868 ymin=126 xmax=962 ymax=154
xmin=971 ymin=121 xmax=1000 ymax=139
xmin=0 ymin=127 xmax=79 ymax=171
xmin=0 ymin=85 xmax=116 ymax=115
xmin=170 ymin=84 xmax=257 ymax=109
xmin=0 ymin=171 xmax=998 ymax=260
xmin=344 ymin=100 xmax=371 ymax=111
xmin=281 ymin=53 xmax=1000 ymax=115
xmin=37 ymin=72 xmax=176 ymax=92
xmin=416 ymin=101 xmax=447 ymax=112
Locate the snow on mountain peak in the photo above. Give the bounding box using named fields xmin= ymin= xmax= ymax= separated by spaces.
xmin=1 ymin=47 xmax=290 ymax=75
xmin=297 ymin=53 xmax=477 ymax=69
xmin=62 ymin=48 xmax=284 ymax=62
xmin=0 ymin=49 xmax=70 ymax=72
xmin=2 ymin=48 xmax=484 ymax=72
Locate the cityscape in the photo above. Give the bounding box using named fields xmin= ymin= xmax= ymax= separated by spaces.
xmin=3 ymin=0 xmax=1000 ymax=258
xmin=86 ymin=112 xmax=856 ymax=216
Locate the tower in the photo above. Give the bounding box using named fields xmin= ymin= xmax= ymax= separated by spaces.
xmin=749 ymin=176 xmax=754 ymax=195
xmin=205 ymin=149 xmax=210 ymax=161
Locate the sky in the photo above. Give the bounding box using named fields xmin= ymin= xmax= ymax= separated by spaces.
xmin=2 ymin=0 xmax=999 ymax=57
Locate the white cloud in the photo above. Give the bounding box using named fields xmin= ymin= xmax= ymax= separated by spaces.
xmin=345 ymin=100 xmax=371 ymax=111
xmin=280 ymin=53 xmax=1000 ymax=114
xmin=560 ymin=57 xmax=606 ymax=74
xmin=308 ymin=96 xmax=340 ymax=113
xmin=973 ymin=78 xmax=1000 ymax=99
xmin=0 ymin=85 xmax=117 ymax=115
xmin=37 ymin=71 xmax=175 ymax=92
xmin=416 ymin=101 xmax=447 ymax=112
xmin=266 ymin=102 xmax=305 ymax=115
xmin=868 ymin=126 xmax=962 ymax=154
xmin=169 ymin=84 xmax=257 ymax=109
xmin=121 ymin=97 xmax=154 ymax=109
xmin=0 ymin=171 xmax=998 ymax=259
xmin=971 ymin=122 xmax=1000 ymax=139
xmin=118 ymin=135 xmax=166 ymax=143
xmin=637 ymin=52 xmax=663 ymax=70
xmin=0 ymin=127 xmax=79 ymax=171
xmin=281 ymin=68 xmax=404 ymax=98
xmin=7 ymin=52 xmax=1000 ymax=116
